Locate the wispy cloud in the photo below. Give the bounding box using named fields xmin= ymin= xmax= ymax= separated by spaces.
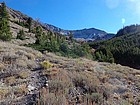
xmin=106 ymin=0 xmax=140 ymax=19
xmin=127 ymin=0 xmax=140 ymax=17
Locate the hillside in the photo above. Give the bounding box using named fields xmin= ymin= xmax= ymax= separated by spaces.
xmin=116 ymin=24 xmax=140 ymax=37
xmin=0 ymin=41 xmax=140 ymax=105
xmin=89 ymin=25 xmax=140 ymax=69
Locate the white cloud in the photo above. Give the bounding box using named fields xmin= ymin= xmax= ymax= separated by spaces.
xmin=122 ymin=18 xmax=126 ymax=24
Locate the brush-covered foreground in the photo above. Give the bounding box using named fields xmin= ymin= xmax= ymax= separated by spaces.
xmin=0 ymin=41 xmax=139 ymax=105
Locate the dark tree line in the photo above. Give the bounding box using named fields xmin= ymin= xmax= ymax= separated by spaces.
xmin=89 ymin=27 xmax=140 ymax=68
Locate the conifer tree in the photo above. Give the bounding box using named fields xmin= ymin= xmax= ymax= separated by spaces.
xmin=69 ymin=32 xmax=73 ymax=42
xmin=0 ymin=2 xmax=12 ymax=41
xmin=35 ymin=26 xmax=43 ymax=44
xmin=27 ymin=17 xmax=32 ymax=32
xmin=17 ymin=29 xmax=25 ymax=40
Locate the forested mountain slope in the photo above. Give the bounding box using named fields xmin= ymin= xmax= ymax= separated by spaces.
xmin=90 ymin=25 xmax=140 ymax=68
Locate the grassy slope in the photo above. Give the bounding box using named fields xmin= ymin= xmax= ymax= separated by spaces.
xmin=0 ymin=41 xmax=139 ymax=105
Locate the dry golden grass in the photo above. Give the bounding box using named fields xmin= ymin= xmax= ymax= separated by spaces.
xmin=18 ymin=71 xmax=30 ymax=79
xmin=42 ymin=67 xmax=59 ymax=76
xmin=4 ymin=76 xmax=16 ymax=85
xmin=16 ymin=59 xmax=28 ymax=67
xmin=25 ymin=53 xmax=35 ymax=60
xmin=0 ymin=88 xmax=10 ymax=100
xmin=14 ymin=84 xmax=28 ymax=95
xmin=69 ymin=71 xmax=100 ymax=92
xmin=44 ymin=93 xmax=66 ymax=105
xmin=0 ymin=63 xmax=5 ymax=71
xmin=27 ymin=60 xmax=37 ymax=69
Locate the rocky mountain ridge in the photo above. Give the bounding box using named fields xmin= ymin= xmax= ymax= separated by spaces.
xmin=6 ymin=5 xmax=115 ymax=42
xmin=116 ymin=24 xmax=140 ymax=37
xmin=43 ymin=23 xmax=115 ymax=41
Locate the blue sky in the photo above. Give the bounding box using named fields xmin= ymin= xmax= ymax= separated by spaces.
xmin=3 ymin=0 xmax=140 ymax=33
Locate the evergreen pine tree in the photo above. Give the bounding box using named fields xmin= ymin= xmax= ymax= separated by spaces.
xmin=27 ymin=17 xmax=32 ymax=32
xmin=0 ymin=2 xmax=12 ymax=41
xmin=35 ymin=26 xmax=43 ymax=44
xmin=69 ymin=32 xmax=74 ymax=42
xmin=16 ymin=29 xmax=26 ymax=40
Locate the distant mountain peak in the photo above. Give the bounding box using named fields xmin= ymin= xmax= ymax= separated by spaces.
xmin=42 ymin=23 xmax=115 ymax=41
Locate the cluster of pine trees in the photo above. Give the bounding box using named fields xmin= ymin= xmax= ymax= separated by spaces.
xmin=28 ymin=26 xmax=92 ymax=58
xmin=0 ymin=2 xmax=12 ymax=41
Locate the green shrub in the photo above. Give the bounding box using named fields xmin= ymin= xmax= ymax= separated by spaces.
xmin=41 ymin=60 xmax=53 ymax=69
xmin=90 ymin=93 xmax=102 ymax=104
xmin=16 ymin=30 xmax=26 ymax=40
